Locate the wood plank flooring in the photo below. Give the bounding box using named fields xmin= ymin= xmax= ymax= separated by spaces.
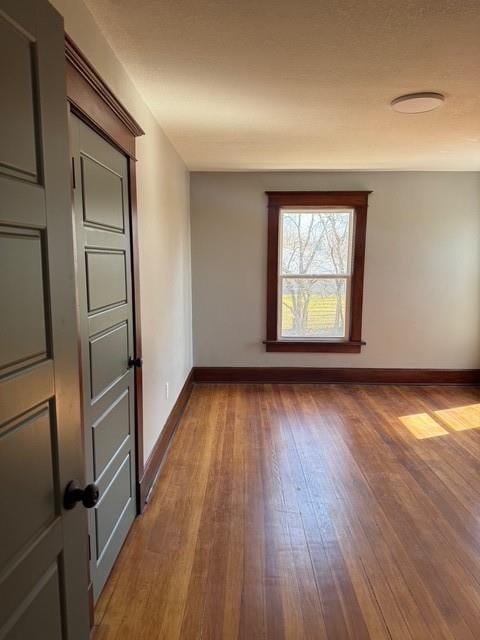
xmin=94 ymin=383 xmax=480 ymax=640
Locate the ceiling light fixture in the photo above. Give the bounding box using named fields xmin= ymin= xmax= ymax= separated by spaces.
xmin=391 ymin=92 xmax=445 ymax=114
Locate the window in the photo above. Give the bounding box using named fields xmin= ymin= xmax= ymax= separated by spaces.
xmin=265 ymin=191 xmax=371 ymax=353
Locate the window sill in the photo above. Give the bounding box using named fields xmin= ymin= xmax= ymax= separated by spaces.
xmin=263 ymin=340 xmax=365 ymax=353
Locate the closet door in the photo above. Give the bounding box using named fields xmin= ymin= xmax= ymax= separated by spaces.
xmin=71 ymin=115 xmax=137 ymax=601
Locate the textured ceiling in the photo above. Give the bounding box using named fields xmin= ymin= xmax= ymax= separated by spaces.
xmin=84 ymin=0 xmax=480 ymax=170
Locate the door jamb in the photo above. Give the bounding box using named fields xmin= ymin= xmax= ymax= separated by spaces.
xmin=64 ymin=34 xmax=145 ymax=516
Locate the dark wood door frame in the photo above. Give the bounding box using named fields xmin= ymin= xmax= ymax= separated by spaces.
xmin=64 ymin=35 xmax=146 ymax=513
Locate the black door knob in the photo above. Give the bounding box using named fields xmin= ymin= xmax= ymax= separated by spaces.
xmin=128 ymin=356 xmax=143 ymax=368
xmin=64 ymin=481 xmax=100 ymax=510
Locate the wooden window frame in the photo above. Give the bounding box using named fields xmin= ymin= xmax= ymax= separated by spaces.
xmin=264 ymin=191 xmax=371 ymax=353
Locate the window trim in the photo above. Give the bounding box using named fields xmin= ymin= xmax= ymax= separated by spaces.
xmin=264 ymin=191 xmax=371 ymax=353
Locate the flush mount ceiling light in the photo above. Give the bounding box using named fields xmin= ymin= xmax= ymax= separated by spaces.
xmin=391 ymin=92 xmax=445 ymax=114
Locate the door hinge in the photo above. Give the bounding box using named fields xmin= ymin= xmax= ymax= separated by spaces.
xmin=71 ymin=157 xmax=76 ymax=189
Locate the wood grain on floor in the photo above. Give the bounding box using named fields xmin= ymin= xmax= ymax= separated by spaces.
xmin=94 ymin=383 xmax=480 ymax=640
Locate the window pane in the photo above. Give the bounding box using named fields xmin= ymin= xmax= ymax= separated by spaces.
xmin=281 ymin=210 xmax=352 ymax=276
xmin=281 ymin=278 xmax=347 ymax=338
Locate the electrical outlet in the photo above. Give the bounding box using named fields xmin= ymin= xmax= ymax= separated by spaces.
xmin=165 ymin=382 xmax=169 ymax=400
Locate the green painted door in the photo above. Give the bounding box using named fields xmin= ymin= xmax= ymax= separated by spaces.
xmin=0 ymin=1 xmax=90 ymax=638
xmin=70 ymin=115 xmax=137 ymax=601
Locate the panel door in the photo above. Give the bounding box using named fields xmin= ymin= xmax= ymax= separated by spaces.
xmin=0 ymin=1 xmax=90 ymax=639
xmin=70 ymin=115 xmax=137 ymax=601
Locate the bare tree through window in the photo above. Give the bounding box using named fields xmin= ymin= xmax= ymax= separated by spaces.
xmin=280 ymin=209 xmax=352 ymax=338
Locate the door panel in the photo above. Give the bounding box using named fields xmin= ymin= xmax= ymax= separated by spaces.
xmin=0 ymin=406 xmax=55 ymax=571
xmin=0 ymin=12 xmax=38 ymax=179
xmin=89 ymin=323 xmax=129 ymax=399
xmin=0 ymin=228 xmax=47 ymax=374
xmin=4 ymin=565 xmax=63 ymax=640
xmin=0 ymin=1 xmax=89 ymax=638
xmin=71 ymin=115 xmax=137 ymax=601
xmin=81 ymin=156 xmax=125 ymax=230
xmin=92 ymin=390 xmax=130 ymax=478
xmin=95 ymin=455 xmax=132 ymax=557
xmin=86 ymin=250 xmax=127 ymax=312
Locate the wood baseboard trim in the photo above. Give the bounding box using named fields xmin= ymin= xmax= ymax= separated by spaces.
xmin=193 ymin=367 xmax=480 ymax=385
xmin=138 ymin=369 xmax=194 ymax=510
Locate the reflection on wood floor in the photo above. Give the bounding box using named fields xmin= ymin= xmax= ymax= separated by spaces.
xmin=94 ymin=383 xmax=480 ymax=640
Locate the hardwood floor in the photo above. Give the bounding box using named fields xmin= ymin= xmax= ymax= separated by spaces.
xmin=94 ymin=383 xmax=480 ymax=640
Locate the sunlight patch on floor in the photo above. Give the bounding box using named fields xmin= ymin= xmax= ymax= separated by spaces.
xmin=399 ymin=413 xmax=448 ymax=439
xmin=433 ymin=403 xmax=480 ymax=432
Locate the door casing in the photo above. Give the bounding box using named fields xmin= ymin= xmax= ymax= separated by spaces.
xmin=64 ymin=35 xmax=145 ymax=606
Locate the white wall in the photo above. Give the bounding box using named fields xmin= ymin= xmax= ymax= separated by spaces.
xmin=50 ymin=0 xmax=193 ymax=461
xmin=191 ymin=172 xmax=480 ymax=369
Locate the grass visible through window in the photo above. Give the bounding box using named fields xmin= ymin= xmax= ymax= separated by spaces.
xmin=281 ymin=284 xmax=346 ymax=338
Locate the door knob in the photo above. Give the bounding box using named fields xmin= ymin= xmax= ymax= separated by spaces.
xmin=128 ymin=356 xmax=143 ymax=368
xmin=64 ymin=481 xmax=100 ymax=510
